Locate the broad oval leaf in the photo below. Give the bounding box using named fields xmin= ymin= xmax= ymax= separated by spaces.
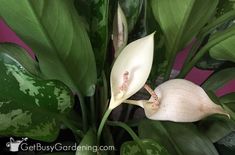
xmin=0 ymin=0 xmax=97 ymax=96
xmin=138 ymin=119 xmax=219 ymax=155
xmin=120 ymin=139 xmax=169 ymax=155
xmin=202 ymin=67 xmax=235 ymax=91
xmin=0 ymin=44 xmax=74 ymax=142
xmin=209 ymin=35 xmax=235 ymax=63
xmin=151 ymin=0 xmax=218 ymax=53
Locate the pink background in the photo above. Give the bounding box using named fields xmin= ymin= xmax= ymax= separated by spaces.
xmin=0 ymin=19 xmax=234 ymax=96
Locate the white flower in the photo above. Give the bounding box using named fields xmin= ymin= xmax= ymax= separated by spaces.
xmin=143 ymin=79 xmax=229 ymax=122
xmin=109 ymin=33 xmax=155 ymax=110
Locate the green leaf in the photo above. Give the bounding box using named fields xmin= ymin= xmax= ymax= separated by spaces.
xmin=209 ymin=35 xmax=235 ymax=63
xmin=75 ymin=0 xmax=109 ymax=76
xmin=220 ymin=93 xmax=235 ymax=104
xmin=119 ymin=0 xmax=143 ymax=33
xmin=151 ymin=0 xmax=218 ymax=79
xmin=198 ymin=117 xmax=235 ymax=143
xmin=151 ymin=0 xmax=218 ymax=53
xmin=0 ymin=0 xmax=97 ymax=96
xmin=202 ymin=67 xmax=235 ymax=91
xmin=120 ymin=139 xmax=170 ymax=155
xmin=220 ymin=93 xmax=235 ymax=121
xmin=76 ymin=128 xmax=97 ymax=155
xmin=217 ymin=0 xmax=235 ymax=17
xmin=0 ymin=44 xmax=74 ymax=142
xmin=196 ymin=52 xmax=226 ymax=70
xmin=138 ymin=119 xmax=219 ymax=155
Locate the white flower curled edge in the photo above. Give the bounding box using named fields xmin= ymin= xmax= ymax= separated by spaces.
xmin=128 ymin=79 xmax=230 ymax=122
xmin=109 ymin=32 xmax=155 ymax=110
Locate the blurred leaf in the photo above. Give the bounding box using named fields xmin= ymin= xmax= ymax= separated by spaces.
xmin=119 ymin=0 xmax=143 ymax=33
xmin=139 ymin=119 xmax=219 ymax=155
xmin=202 ymin=67 xmax=235 ymax=91
xmin=216 ymin=132 xmax=235 ymax=155
xmin=220 ymin=93 xmax=235 ymax=121
xmin=197 ymin=117 xmax=235 ymax=143
xmin=120 ymin=139 xmax=170 ymax=155
xmin=196 ymin=52 xmax=226 ymax=70
xmin=0 ymin=44 xmax=74 ymax=142
xmin=217 ymin=0 xmax=235 ymax=17
xmin=209 ymin=34 xmax=235 ymax=63
xmin=0 ymin=0 xmax=97 ymax=96
xmin=75 ymin=0 xmax=109 ymax=76
xmin=220 ymin=93 xmax=235 ymax=103
xmin=151 ymin=0 xmax=218 ymax=79
xmin=76 ymin=128 xmax=97 ymax=155
xmin=151 ymin=0 xmax=218 ymax=54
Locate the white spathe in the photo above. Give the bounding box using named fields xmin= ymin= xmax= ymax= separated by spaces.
xmin=144 ymin=79 xmax=229 ymax=122
xmin=109 ymin=33 xmax=155 ymax=110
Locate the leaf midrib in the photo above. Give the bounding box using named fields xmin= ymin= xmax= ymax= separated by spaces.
xmin=26 ymin=0 xmax=77 ymax=91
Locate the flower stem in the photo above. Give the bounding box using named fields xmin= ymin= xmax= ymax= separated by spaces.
xmin=107 ymin=121 xmax=147 ymax=154
xmin=97 ymin=108 xmax=112 ymax=143
xmin=76 ymin=90 xmax=88 ymax=132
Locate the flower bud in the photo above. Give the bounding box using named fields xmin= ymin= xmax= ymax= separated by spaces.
xmin=112 ymin=3 xmax=128 ymax=58
xmin=144 ymin=79 xmax=229 ymax=122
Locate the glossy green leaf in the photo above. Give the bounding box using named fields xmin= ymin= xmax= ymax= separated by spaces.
xmin=76 ymin=128 xmax=97 ymax=155
xmin=139 ymin=119 xmax=219 ymax=155
xmin=120 ymin=139 xmax=169 ymax=155
xmin=119 ymin=0 xmax=143 ymax=33
xmin=75 ymin=0 xmax=109 ymax=76
xmin=0 ymin=0 xmax=97 ymax=96
xmin=209 ymin=35 xmax=235 ymax=63
xmin=0 ymin=44 xmax=74 ymax=142
xmin=151 ymin=0 xmax=218 ymax=53
xmin=202 ymin=67 xmax=235 ymax=91
xmin=198 ymin=117 xmax=235 ymax=143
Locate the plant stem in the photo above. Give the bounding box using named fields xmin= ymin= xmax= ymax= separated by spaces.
xmin=107 ymin=121 xmax=147 ymax=154
xmin=76 ymin=90 xmax=88 ymax=132
xmin=107 ymin=121 xmax=139 ymax=141
xmin=97 ymin=108 xmax=112 ymax=143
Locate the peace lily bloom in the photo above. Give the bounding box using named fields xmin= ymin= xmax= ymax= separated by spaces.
xmin=109 ymin=32 xmax=155 ymax=110
xmin=97 ymin=33 xmax=155 ymax=142
xmin=129 ymin=79 xmax=229 ymax=122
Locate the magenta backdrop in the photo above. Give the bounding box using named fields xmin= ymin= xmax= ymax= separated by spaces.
xmin=0 ymin=19 xmax=234 ymax=96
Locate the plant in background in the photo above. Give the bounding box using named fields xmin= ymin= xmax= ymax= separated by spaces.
xmin=0 ymin=0 xmax=235 ymax=155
